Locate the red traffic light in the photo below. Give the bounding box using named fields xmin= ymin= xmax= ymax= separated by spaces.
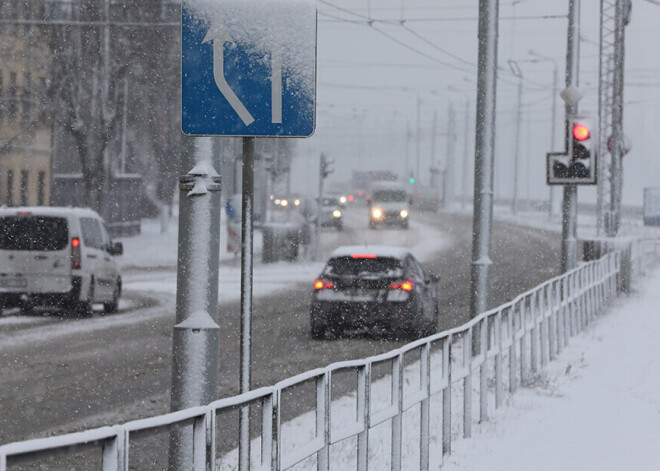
xmin=572 ymin=123 xmax=590 ymax=141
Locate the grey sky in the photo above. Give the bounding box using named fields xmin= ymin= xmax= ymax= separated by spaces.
xmin=292 ymin=0 xmax=660 ymax=207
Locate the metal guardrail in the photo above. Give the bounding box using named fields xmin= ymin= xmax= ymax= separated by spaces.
xmin=1 ymin=240 xmax=656 ymax=470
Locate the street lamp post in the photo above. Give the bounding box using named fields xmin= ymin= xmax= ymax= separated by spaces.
xmin=528 ymin=50 xmax=560 ymax=218
xmin=448 ymin=85 xmax=471 ymax=210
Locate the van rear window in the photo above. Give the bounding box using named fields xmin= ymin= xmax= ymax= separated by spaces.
xmin=0 ymin=216 xmax=68 ymax=251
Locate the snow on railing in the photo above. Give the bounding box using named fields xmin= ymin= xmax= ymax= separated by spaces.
xmin=0 ymin=240 xmax=656 ymax=470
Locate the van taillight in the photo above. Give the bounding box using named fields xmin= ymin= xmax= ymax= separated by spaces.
xmin=71 ymin=237 xmax=81 ymax=269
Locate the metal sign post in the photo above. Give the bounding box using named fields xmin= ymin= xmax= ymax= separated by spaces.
xmin=177 ymin=3 xmax=317 ymax=470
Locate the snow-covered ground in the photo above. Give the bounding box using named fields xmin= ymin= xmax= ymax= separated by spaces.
xmin=442 ymin=267 xmax=660 ymax=471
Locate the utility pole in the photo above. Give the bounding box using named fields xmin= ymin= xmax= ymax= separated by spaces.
xmin=416 ymin=96 xmax=421 ymax=178
xmin=470 ymin=0 xmax=499 ymax=321
xmin=443 ymin=103 xmax=456 ymax=209
xmin=549 ymin=62 xmax=558 ymax=216
xmin=607 ymin=0 xmax=629 ymax=236
xmin=561 ymin=0 xmax=580 ymax=272
xmin=461 ymin=98 xmax=470 ymax=210
xmin=431 ymin=109 xmax=437 ymax=185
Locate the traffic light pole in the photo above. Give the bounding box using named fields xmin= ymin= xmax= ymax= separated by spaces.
xmin=561 ymin=0 xmax=580 ymax=273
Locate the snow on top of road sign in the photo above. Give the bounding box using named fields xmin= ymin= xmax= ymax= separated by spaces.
xmin=184 ymin=0 xmax=316 ymax=100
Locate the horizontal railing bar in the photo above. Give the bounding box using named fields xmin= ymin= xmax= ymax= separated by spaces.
xmin=1 ymin=427 xmax=118 ymax=466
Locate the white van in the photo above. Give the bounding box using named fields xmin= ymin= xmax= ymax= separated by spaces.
xmin=367 ymin=182 xmax=411 ymax=229
xmin=0 ymin=207 xmax=123 ymax=315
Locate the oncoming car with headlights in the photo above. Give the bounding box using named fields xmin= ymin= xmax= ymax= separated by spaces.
xmin=318 ymin=196 xmax=343 ymax=231
xmin=367 ymin=182 xmax=410 ymax=229
xmin=310 ymin=245 xmax=440 ymax=339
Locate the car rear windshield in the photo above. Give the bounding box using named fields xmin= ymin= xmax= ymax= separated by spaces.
xmin=321 ymin=197 xmax=339 ymax=206
xmin=323 ymin=256 xmax=403 ymax=278
xmin=0 ymin=216 xmax=69 ymax=251
xmin=372 ymin=190 xmax=407 ymax=203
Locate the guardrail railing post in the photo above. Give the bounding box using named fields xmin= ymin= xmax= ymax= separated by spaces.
xmin=271 ymin=390 xmax=282 ymax=471
xmin=546 ymin=284 xmax=556 ymax=362
xmin=508 ymin=305 xmax=517 ymax=394
xmin=479 ymin=317 xmax=488 ymax=424
xmin=317 ymin=374 xmax=329 ymax=471
xmin=530 ymin=292 xmax=539 ymax=374
xmin=391 ymin=353 xmax=403 ymax=471
xmin=260 ymin=395 xmax=272 ymax=471
xmin=519 ymin=299 xmax=529 ymax=385
xmin=420 ymin=343 xmax=431 ymax=471
xmin=495 ymin=310 xmax=504 ymax=408
xmin=463 ymin=329 xmax=473 ymax=438
xmin=442 ymin=334 xmax=452 ymax=456
xmin=357 ymin=364 xmax=370 ymax=471
xmin=101 ymin=430 xmax=121 ymax=471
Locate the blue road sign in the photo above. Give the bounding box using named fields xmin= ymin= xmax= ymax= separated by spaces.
xmin=182 ymin=7 xmax=316 ymax=137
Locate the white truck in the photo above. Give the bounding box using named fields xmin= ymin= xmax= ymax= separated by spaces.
xmin=643 ymin=187 xmax=660 ymax=225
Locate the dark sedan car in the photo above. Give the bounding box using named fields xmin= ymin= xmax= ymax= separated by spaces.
xmin=310 ymin=245 xmax=440 ymax=340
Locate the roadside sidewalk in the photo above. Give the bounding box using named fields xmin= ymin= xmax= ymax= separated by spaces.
xmin=443 ymin=267 xmax=660 ymax=471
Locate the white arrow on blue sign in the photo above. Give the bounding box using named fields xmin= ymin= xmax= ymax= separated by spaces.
xmin=182 ymin=5 xmax=316 ymax=137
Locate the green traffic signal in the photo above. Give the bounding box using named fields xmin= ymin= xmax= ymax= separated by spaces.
xmin=409 ymin=177 xmax=415 ymax=184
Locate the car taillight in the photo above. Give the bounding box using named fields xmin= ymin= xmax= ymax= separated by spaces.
xmin=389 ymin=280 xmax=413 ymax=291
xmin=314 ymin=279 xmax=334 ymax=290
xmin=71 ymin=237 xmax=81 ymax=269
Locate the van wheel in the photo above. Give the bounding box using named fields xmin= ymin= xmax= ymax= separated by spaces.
xmin=104 ymin=279 xmax=120 ymax=313
xmin=75 ymin=279 xmax=94 ymax=317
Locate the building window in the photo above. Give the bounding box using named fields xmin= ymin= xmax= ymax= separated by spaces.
xmin=20 ymin=170 xmax=29 ymax=206
xmin=37 ymin=171 xmax=45 ymax=206
xmin=7 ymin=170 xmax=14 ymax=206
xmin=9 ymin=72 xmax=17 ymax=123
xmin=22 ymin=72 xmax=31 ymax=124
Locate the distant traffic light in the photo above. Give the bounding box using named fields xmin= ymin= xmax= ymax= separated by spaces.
xmin=320 ymin=153 xmax=334 ymax=179
xmin=547 ymin=118 xmax=597 ymax=185
xmin=409 ymin=177 xmax=415 ymax=184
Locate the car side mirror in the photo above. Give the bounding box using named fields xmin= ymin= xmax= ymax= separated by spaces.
xmin=107 ymin=242 xmax=123 ymax=256
xmin=427 ymin=274 xmax=441 ymax=283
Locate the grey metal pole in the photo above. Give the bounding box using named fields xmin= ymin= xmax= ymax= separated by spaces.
xmin=239 ymin=136 xmax=255 ymax=471
xmin=608 ymin=0 xmax=626 ymax=237
xmin=549 ymin=63 xmax=558 ymax=217
xmin=169 ymin=135 xmax=222 ymax=470
xmin=512 ymin=78 xmax=523 ymax=215
xmin=416 ymin=96 xmax=421 ymax=179
xmin=462 ymin=98 xmax=470 ymax=210
xmin=443 ymin=103 xmax=456 ymax=210
xmin=314 ymin=153 xmax=325 ymax=262
xmin=470 ymin=0 xmax=499 ymax=318
xmin=561 ymin=0 xmax=580 ymax=273
xmin=431 ymin=109 xmax=437 ymax=185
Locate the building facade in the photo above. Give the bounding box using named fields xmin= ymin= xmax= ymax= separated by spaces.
xmin=0 ymin=1 xmax=52 ymax=207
